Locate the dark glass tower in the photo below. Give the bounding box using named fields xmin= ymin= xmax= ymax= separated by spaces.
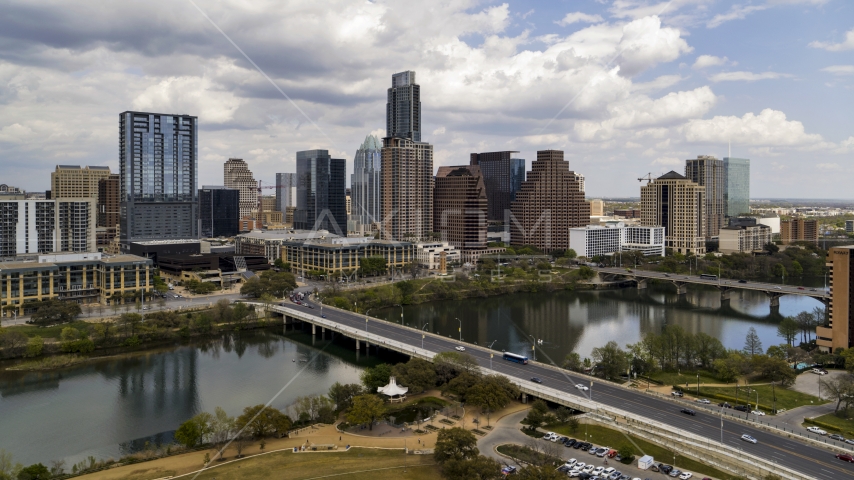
xmin=386 ymin=71 xmax=421 ymax=142
xmin=351 ymin=135 xmax=382 ymax=226
xmin=294 ymin=150 xmax=346 ymax=234
xmin=470 ymin=151 xmax=526 ymax=221
xmin=119 ymin=111 xmax=198 ymax=245
xmin=723 ymin=157 xmax=750 ymax=218
xmin=199 ymin=186 xmax=239 ymax=237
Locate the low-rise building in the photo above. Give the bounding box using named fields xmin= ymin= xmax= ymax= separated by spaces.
xmin=569 ymin=222 xmax=665 ymax=259
xmin=719 ymin=218 xmax=772 ymax=254
xmin=0 ymin=252 xmax=152 ymax=315
xmin=846 ymin=220 xmax=854 ymax=234
xmin=236 ymin=230 xmax=344 ymax=263
xmin=781 ymin=218 xmax=819 ymax=244
xmin=280 ymin=236 xmax=414 ymax=279
xmin=416 ymin=242 xmax=461 ymax=271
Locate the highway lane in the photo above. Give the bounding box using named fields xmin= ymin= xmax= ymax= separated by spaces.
xmin=593 ymin=266 xmax=829 ymax=299
xmin=293 ymin=299 xmax=854 ymax=479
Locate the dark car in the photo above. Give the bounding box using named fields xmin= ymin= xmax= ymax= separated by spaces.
xmin=564 ymin=438 xmax=578 ymax=447
xmin=718 ymin=402 xmax=731 ymax=408
xmin=836 ymin=454 xmax=854 ymax=463
xmin=734 ymin=405 xmax=749 ymax=412
xmin=680 ymin=408 xmax=696 ymax=416
xmin=659 ymin=464 xmax=673 ymax=474
xmin=531 ymin=377 xmax=543 ymax=384
xmin=573 ymin=442 xmax=584 ymax=449
xmin=579 ymin=443 xmax=591 ymax=451
xmin=501 ymin=465 xmax=517 ymax=475
xmin=738 ymin=279 xmax=747 ymax=283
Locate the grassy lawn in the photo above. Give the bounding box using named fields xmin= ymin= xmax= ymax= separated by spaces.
xmin=810 ymin=411 xmax=854 ymax=436
xmin=497 ymin=444 xmax=560 ymax=466
xmin=697 ymin=384 xmax=826 ymax=412
xmin=82 ymin=448 xmax=439 ymax=480
xmin=547 ymin=423 xmax=740 ymax=480
xmin=5 ymin=320 xmax=92 ymax=339
xmin=647 ymin=370 xmax=721 ymax=386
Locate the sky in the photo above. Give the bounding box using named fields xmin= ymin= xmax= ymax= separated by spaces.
xmin=0 ymin=0 xmax=852 ymax=198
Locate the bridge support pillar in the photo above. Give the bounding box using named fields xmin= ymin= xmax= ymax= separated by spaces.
xmin=674 ymin=282 xmax=687 ymax=295
xmin=321 ymin=327 xmax=325 ymax=339
xmin=720 ymin=289 xmax=732 ymax=301
xmin=636 ymin=279 xmax=647 ymax=290
xmin=770 ymin=296 xmax=780 ymax=308
xmin=521 ymin=392 xmax=528 ymax=404
xmin=356 ymin=339 xmax=360 ymax=351
xmin=311 ymin=324 xmax=316 ymax=336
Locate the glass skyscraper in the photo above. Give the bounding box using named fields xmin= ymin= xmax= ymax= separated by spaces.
xmin=199 ymin=186 xmax=239 ymax=238
xmin=351 ymin=135 xmax=382 ymax=226
xmin=386 ymin=71 xmax=421 ymax=141
xmin=470 ymin=151 xmax=526 ymax=221
xmin=119 ymin=111 xmax=198 ymax=245
xmin=294 ymin=150 xmax=346 ymax=234
xmin=724 ymin=157 xmax=750 ymax=217
xmin=275 ymin=173 xmax=297 ymax=212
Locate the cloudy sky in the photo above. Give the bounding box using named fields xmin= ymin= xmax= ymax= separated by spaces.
xmin=1 ymin=0 xmax=852 ymax=198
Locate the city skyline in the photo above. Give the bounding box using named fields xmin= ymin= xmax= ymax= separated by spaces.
xmin=0 ymin=1 xmax=852 ymax=199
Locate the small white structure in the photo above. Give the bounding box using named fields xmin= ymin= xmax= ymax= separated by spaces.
xmin=377 ymin=376 xmax=408 ymax=403
xmin=638 ymin=455 xmax=654 ymax=470
xmin=416 ymin=242 xmax=460 ymax=270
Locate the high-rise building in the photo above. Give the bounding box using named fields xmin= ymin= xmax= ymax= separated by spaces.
xmin=817 ymin=245 xmax=854 ymax=352
xmin=508 ymin=150 xmax=589 ymax=251
xmin=573 ymin=172 xmax=585 ymax=193
xmin=469 ymin=151 xmax=525 ymax=222
xmin=119 ymin=111 xmax=198 ymax=245
xmin=380 ymin=137 xmax=433 ymax=241
xmin=723 ymin=157 xmax=750 ymax=217
xmin=275 ymin=173 xmax=297 ymax=213
xmin=781 ymin=218 xmax=819 ymax=244
xmin=51 ymin=165 xmax=112 ymax=199
xmin=387 ymin=71 xmax=421 ymax=141
xmin=0 ymin=198 xmax=97 ymax=256
xmin=223 ymin=158 xmax=258 ymax=220
xmin=640 ymin=171 xmax=705 ymax=255
xmin=351 ymin=135 xmax=382 ymax=226
xmin=434 ymin=165 xmax=488 ymax=250
xmin=199 ymin=186 xmax=240 ymax=237
xmin=97 ymin=174 xmax=120 ymax=229
xmin=294 ymin=150 xmax=346 ymax=234
xmin=685 ymin=155 xmax=725 ymax=238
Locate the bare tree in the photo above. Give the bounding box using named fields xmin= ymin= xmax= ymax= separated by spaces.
xmin=233 ymin=434 xmax=253 ymax=458
xmin=820 ymin=375 xmax=854 ymax=412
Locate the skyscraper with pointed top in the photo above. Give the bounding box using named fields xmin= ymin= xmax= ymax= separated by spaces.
xmin=351 ymin=134 xmax=382 ymax=227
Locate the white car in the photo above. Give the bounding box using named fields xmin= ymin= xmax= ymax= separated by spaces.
xmin=806 ymin=426 xmax=827 ymax=435
xmin=679 ymin=473 xmax=693 ymax=480
xmin=751 ymin=410 xmax=765 ymax=416
xmin=455 ymin=346 xmax=466 ymax=351
xmin=568 ymin=471 xmax=581 ymax=478
xmin=695 ymin=398 xmax=710 ymax=404
xmin=593 ymin=466 xmax=604 ymax=475
xmin=602 ymin=467 xmax=616 ymax=476
xmin=741 ymin=434 xmax=758 ymax=444
xmin=574 ymin=462 xmax=586 ymax=470
xmin=575 ymin=383 xmax=589 ymax=391
xmin=566 ymin=458 xmax=577 ymax=467
xmin=582 ymin=465 xmax=595 ymax=473
xmin=543 ymin=432 xmax=558 ymax=441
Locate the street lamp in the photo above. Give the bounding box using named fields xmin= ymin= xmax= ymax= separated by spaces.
xmin=490 ymin=353 xmax=494 ymax=369
xmin=395 ymin=304 xmax=404 ymax=325
xmin=455 ymin=317 xmax=461 ymax=342
xmin=365 ymin=308 xmax=373 ymax=332
xmin=697 ymin=373 xmax=700 ymax=397
xmin=421 ymin=323 xmax=429 ymax=349
xmin=719 ymin=405 xmax=725 ymax=445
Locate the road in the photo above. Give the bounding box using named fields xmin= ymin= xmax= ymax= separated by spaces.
xmin=294 ymin=296 xmax=854 ymax=480
xmin=593 ymin=266 xmax=830 ymax=300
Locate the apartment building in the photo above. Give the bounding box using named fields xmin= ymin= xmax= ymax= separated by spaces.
xmin=415 ymin=242 xmax=461 ymax=271
xmin=719 ymin=218 xmax=772 ymax=254
xmin=640 ymin=171 xmax=706 ymax=255
xmin=817 ymin=246 xmax=854 ymax=352
xmin=51 ymin=165 xmax=112 ymax=200
xmin=380 ymin=136 xmax=434 ymax=241
xmin=781 ymin=218 xmax=819 ymax=244
xmin=223 ymin=158 xmax=258 ymax=222
xmin=0 ymin=198 xmax=97 ymax=257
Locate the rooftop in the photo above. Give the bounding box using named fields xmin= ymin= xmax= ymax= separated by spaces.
xmin=657 ymin=171 xmax=686 ymax=180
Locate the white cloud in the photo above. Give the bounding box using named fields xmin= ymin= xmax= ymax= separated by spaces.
xmin=707 ymin=4 xmax=767 ymax=28
xmin=810 ymin=28 xmax=854 ymax=51
xmin=692 ymin=55 xmax=728 ymax=69
xmin=817 ymin=163 xmax=841 ymax=171
xmin=556 ymin=12 xmax=604 ymax=26
xmin=709 ymin=71 xmax=792 ymax=82
xmin=821 ymin=65 xmax=854 ymax=75
xmin=682 ymin=108 xmax=824 ymax=146
xmin=652 ymin=156 xmax=683 ymax=166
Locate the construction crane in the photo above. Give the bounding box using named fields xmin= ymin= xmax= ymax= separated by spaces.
xmin=637 ymin=173 xmax=654 ymax=185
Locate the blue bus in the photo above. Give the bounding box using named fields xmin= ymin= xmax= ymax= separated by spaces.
xmin=503 ymin=352 xmax=529 ymax=364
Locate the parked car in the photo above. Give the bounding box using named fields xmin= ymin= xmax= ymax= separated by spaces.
xmin=671 ymin=391 xmax=684 ymax=397
xmin=574 ymin=462 xmax=586 ymax=470
xmin=835 ymin=454 xmax=854 ymax=463
xmin=669 ymin=469 xmax=682 ymax=478
xmin=543 ymin=432 xmax=558 ymax=441
xmin=659 ymin=464 xmax=673 ymax=474
xmin=680 ymin=408 xmax=696 ymax=416
xmin=501 ymin=465 xmax=517 ymax=475
xmin=679 ymin=473 xmax=693 ymax=479
xmin=829 ymin=434 xmax=846 ymax=441
xmin=718 ymin=402 xmax=731 ymax=408
xmin=596 ymin=447 xmax=610 ymax=457
xmin=806 ymin=426 xmax=828 ymax=435
xmin=812 ymin=368 xmax=827 ymax=375
xmin=741 ymin=434 xmax=757 ymax=444
xmin=564 ymin=438 xmax=578 ymax=447
xmin=607 ymin=449 xmax=618 ymax=458
xmin=593 ymin=466 xmax=605 ymax=475
xmin=565 ymin=458 xmax=577 ymax=467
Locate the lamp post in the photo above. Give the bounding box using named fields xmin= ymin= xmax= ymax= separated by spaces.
xmin=456 ymin=317 xmax=461 ymax=342
xmin=365 ymin=308 xmax=372 ymax=332
xmin=490 ymin=353 xmax=494 ymax=369
xmin=422 ymin=323 xmax=429 ymax=349
xmin=395 ymin=304 xmax=404 ymax=325
xmin=719 ymin=405 xmax=725 ymax=445
xmin=697 ymin=373 xmax=700 ymax=397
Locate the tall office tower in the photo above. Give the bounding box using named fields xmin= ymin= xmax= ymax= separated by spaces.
xmin=508 ymin=150 xmax=589 ymax=251
xmin=386 ymin=71 xmax=421 ymax=141
xmin=97 ymin=174 xmax=120 ymax=228
xmin=351 ymin=135 xmax=382 ymax=226
xmin=817 ymin=246 xmax=854 ymax=352
xmin=380 ymin=137 xmax=433 ymax=241
xmin=119 ymin=111 xmax=198 ymax=245
xmin=685 ymin=155 xmax=725 ymax=238
xmin=223 ymin=158 xmax=258 ymax=220
xmin=275 ymin=173 xmax=297 ymax=213
xmin=434 ymin=165 xmax=488 ymax=250
xmin=723 ymin=157 xmax=750 ymax=217
xmin=640 ymin=171 xmax=706 ymax=255
xmin=51 ymin=165 xmax=112 ymax=199
xmin=469 ymin=151 xmax=525 ymax=222
xmin=0 ymin=198 xmax=96 ymax=256
xmin=199 ymin=186 xmax=240 ymax=237
xmin=781 ymin=218 xmax=819 ymax=244
xmin=294 ymin=150 xmax=346 ymax=234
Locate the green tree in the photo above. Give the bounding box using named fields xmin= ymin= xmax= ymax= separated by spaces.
xmin=466 ymin=375 xmax=520 ymax=426
xmin=618 ymin=445 xmax=635 ymax=461
xmin=0 ymin=449 xmax=22 ymax=480
xmin=591 ymin=340 xmax=629 ymax=379
xmin=29 ymin=299 xmax=81 ymax=326
xmin=273 ymin=258 xmax=291 ymax=271
xmin=791 ymin=260 xmax=803 ymax=276
xmin=390 ymin=358 xmax=437 ymax=394
xmin=235 ymin=405 xmax=292 ymax=438
xmin=743 ymin=327 xmax=763 ymax=356
xmin=174 ymin=412 xmax=213 ymax=448
xmin=119 ymin=313 xmax=143 ymax=337
xmin=764 ymin=243 xmax=779 ymax=254
xmin=562 ymin=352 xmax=582 ymax=372
xmin=358 ymin=257 xmax=388 ymax=277
xmin=777 ymin=317 xmax=799 ymax=347
xmin=240 ymin=270 xmax=297 ymax=298
xmin=773 ymin=263 xmax=787 ymax=277
xmin=445 ymin=371 xmax=481 ymax=400
xmin=328 ymin=382 xmax=364 ymax=411
xmin=433 ymin=351 xmax=481 ymax=383
xmin=564 ymin=248 xmax=577 ymax=260
xmin=753 ymin=355 xmax=797 ymax=387
xmin=346 ymin=394 xmax=385 ymax=431
xmin=16 ymin=463 xmax=49 ymax=480
xmin=434 ymin=427 xmax=479 ymax=463
xmin=714 ymin=352 xmax=750 ymax=382
xmin=25 ymin=336 xmax=43 ymax=358
xmin=521 ymin=399 xmax=550 ymax=431
xmin=441 ymin=456 xmax=502 ymax=480
xmin=554 ymin=407 xmax=573 ymax=423
xmin=577 ymin=265 xmax=595 ymax=279
xmin=360 ymin=363 xmax=393 ymax=393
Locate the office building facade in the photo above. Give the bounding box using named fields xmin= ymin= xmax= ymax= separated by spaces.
xmin=275 ymin=173 xmax=297 ymax=213
xmin=719 ymin=221 xmax=772 ymax=254
xmin=817 ymin=246 xmax=854 ymax=351
xmin=119 ymin=111 xmax=198 ymax=245
xmin=469 ymin=151 xmax=525 ymax=222
xmin=569 ymin=222 xmax=665 ymax=259
xmin=0 ymin=198 xmax=96 ymax=257
xmin=294 ymin=150 xmax=347 ymax=234
xmin=590 ymin=199 xmax=605 ymax=217
xmin=97 ymin=174 xmax=120 ymax=229
xmin=199 ymin=186 xmax=240 ymax=237
xmin=723 ymin=157 xmax=750 ymax=217
xmin=223 ymin=158 xmax=258 ymax=221
xmin=508 ymin=150 xmax=589 ymax=251
xmin=433 ymin=165 xmax=488 ymax=250
xmin=281 ymin=237 xmax=414 ymax=279
xmin=640 ymin=171 xmax=706 ymax=255
xmin=847 ymin=220 xmax=854 ymax=234
xmin=387 ymin=71 xmax=421 ymax=141
xmin=51 ymin=165 xmax=112 ymax=199
xmin=380 ymin=137 xmax=434 ymax=241
xmin=781 ymin=218 xmax=819 ymax=244
xmin=351 ymin=135 xmax=382 ymax=226
xmin=685 ymin=155 xmax=725 ymax=237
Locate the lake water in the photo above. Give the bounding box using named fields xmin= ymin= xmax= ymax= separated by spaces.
xmin=0 ymin=281 xmax=826 ymax=466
